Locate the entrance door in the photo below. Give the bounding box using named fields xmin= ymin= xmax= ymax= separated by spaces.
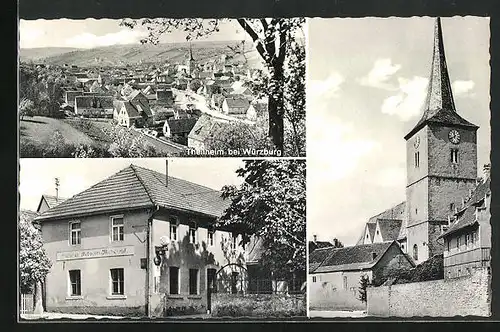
xmin=206 ymin=268 xmax=217 ymax=312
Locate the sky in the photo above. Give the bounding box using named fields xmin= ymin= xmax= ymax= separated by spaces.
xmin=19 ymin=18 xmax=251 ymax=49
xmin=307 ymin=16 xmax=491 ymax=246
xmin=19 ymin=158 xmax=245 ymax=212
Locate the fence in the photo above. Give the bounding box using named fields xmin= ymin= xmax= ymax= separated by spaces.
xmin=20 ymin=294 xmax=34 ymax=315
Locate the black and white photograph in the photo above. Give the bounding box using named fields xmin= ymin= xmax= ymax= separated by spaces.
xmin=18 ymin=158 xmax=306 ymax=320
xmin=307 ymin=17 xmax=491 ymax=317
xmin=19 ymin=18 xmax=305 ymax=158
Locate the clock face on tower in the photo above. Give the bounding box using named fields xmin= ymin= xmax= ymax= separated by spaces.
xmin=448 ymin=129 xmax=461 ymax=144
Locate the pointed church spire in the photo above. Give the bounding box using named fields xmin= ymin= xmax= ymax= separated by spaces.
xmin=404 ymin=17 xmax=478 ymax=140
xmin=189 ymin=42 xmax=194 ymax=61
xmin=424 ymin=17 xmax=456 ymax=114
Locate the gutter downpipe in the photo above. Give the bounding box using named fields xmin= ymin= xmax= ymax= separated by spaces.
xmin=146 ymin=205 xmax=160 ymax=318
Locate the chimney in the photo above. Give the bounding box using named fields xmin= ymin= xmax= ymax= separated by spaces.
xmin=165 ymin=159 xmax=169 ymax=187
xmin=483 ymin=163 xmax=491 ymax=180
xmin=55 ymin=177 xmax=60 ymax=200
xmin=313 ymin=234 xmax=317 ymax=243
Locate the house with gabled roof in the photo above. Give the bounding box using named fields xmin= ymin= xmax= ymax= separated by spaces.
xmin=187 ymin=114 xmax=229 ymax=151
xmin=309 ymin=241 xmax=413 ymax=310
xmin=36 ymin=194 xmax=67 ymax=214
xmin=438 ymin=169 xmax=491 ymax=279
xmin=74 ymin=95 xmax=114 ymax=118
xmin=222 ymin=96 xmax=250 ymax=116
xmin=34 ymin=164 xmax=253 ymax=317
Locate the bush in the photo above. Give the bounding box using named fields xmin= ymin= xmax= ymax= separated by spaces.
xmin=374 ymin=254 xmax=444 ymax=286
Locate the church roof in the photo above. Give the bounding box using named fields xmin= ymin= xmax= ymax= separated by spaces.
xmin=439 ymin=177 xmax=491 ymax=238
xmin=368 ymin=202 xmax=406 ymax=224
xmin=377 ymin=219 xmax=403 ymax=242
xmin=35 ymin=165 xmax=230 ymax=222
xmin=405 ymin=18 xmax=478 ymax=140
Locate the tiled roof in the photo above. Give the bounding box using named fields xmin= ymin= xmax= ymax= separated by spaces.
xmin=313 ymin=242 xmax=394 ymax=274
xmin=166 ymin=118 xmax=198 ymax=135
xmin=75 ymin=95 xmax=114 ymax=109
xmin=188 ymin=114 xmax=227 ymax=142
xmin=309 ymin=246 xmax=335 ymax=273
xmin=377 ymin=219 xmax=403 ymax=242
xmin=309 ymin=241 xmax=333 ymax=253
xmin=368 ymin=202 xmax=406 ymax=224
xmin=41 ymin=195 xmax=67 ymax=209
xmin=440 ymin=177 xmax=491 ymax=238
xmin=224 ymin=96 xmax=250 ymax=111
xmin=35 ymin=165 xmax=230 ymax=222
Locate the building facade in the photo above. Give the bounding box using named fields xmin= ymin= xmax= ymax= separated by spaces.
xmin=35 ymin=165 xmax=251 ymax=317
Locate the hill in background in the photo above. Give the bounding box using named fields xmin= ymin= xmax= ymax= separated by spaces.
xmin=20 ymin=40 xmax=264 ymax=69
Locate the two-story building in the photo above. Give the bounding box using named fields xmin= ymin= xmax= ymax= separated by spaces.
xmin=438 ymin=172 xmax=491 ymax=279
xmin=34 ymin=164 xmax=252 ymax=317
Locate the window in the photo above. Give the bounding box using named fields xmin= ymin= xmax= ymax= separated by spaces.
xmin=69 ymin=270 xmax=81 ymax=296
xmin=415 ymin=208 xmax=418 ymax=215
xmin=414 ymin=151 xmax=420 ymax=168
xmin=69 ymin=221 xmax=81 ymax=245
xmin=343 ymin=276 xmax=348 ymax=290
xmin=111 ymin=216 xmax=124 ymax=242
xmin=451 ymin=149 xmax=459 ymax=164
xmin=413 ymin=244 xmax=419 ymax=261
xmin=447 ymin=239 xmax=450 ymax=252
xmin=376 ymin=230 xmax=379 ymax=235
xmin=208 ymin=227 xmax=215 ymax=246
xmin=169 ymin=267 xmax=179 ymax=295
xmin=401 ymin=244 xmax=405 ymax=251
xmin=457 ymin=236 xmax=461 ymax=250
xmin=189 ymin=269 xmax=199 ymax=295
xmin=450 ymin=203 xmax=455 ymax=212
xmin=169 ymin=217 xmax=179 ymax=241
xmin=154 ymin=276 xmax=160 ymax=293
xmin=110 ymin=268 xmax=124 ymax=295
xmin=312 ymin=276 xmax=317 ymax=283
xmin=189 ymin=221 xmax=197 ymax=244
xmin=465 ymin=234 xmax=471 ymax=247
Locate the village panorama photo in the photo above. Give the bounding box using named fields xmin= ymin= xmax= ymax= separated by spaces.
xmin=18 ymin=18 xmax=306 ymax=158
xmin=18 ymin=158 xmax=306 ymax=320
xmin=307 ymin=16 xmax=491 ymax=318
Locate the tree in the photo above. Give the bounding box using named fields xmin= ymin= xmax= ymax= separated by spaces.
xmin=358 ymin=275 xmax=370 ymax=304
xmin=103 ymin=126 xmax=162 ymax=157
xmin=283 ymin=41 xmax=306 ymax=156
xmin=19 ymin=98 xmax=35 ymax=121
xmin=120 ymin=18 xmax=305 ymax=154
xmin=217 ymin=160 xmax=306 ymax=279
xmin=205 ymin=116 xmax=273 ymax=154
xmin=19 ymin=212 xmax=52 ymax=314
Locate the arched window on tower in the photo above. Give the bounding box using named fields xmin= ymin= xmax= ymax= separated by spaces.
xmin=413 ymin=244 xmax=418 ymax=261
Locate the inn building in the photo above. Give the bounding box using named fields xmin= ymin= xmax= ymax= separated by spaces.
xmin=34 ymin=164 xmax=258 ymax=317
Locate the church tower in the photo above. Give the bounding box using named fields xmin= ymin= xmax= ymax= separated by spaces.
xmin=404 ymin=18 xmax=479 ymax=264
xmin=186 ymin=42 xmax=195 ymax=76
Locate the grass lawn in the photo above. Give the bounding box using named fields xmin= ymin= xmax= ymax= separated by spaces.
xmin=20 ymin=116 xmax=94 ymax=147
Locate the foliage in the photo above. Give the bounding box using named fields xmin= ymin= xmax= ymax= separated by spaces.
xmin=358 ymin=275 xmax=370 ymax=303
xmin=217 ymin=160 xmax=306 ymax=278
xmin=103 ymin=126 xmax=160 ymax=158
xmin=19 ymin=98 xmax=35 ymax=120
xmin=120 ymin=18 xmax=305 ymax=154
xmin=205 ymin=116 xmax=274 ymax=154
xmin=372 ymin=254 xmax=444 ymax=286
xmin=19 ymin=213 xmax=51 ymax=293
xmin=283 ymin=42 xmax=306 ymax=157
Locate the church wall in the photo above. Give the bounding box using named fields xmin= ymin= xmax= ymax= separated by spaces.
xmin=406 ymin=127 xmax=429 ymax=186
xmin=427 ymin=125 xmax=477 ymax=179
xmin=406 ymin=177 xmax=429 ymax=226
xmin=406 ymin=222 xmax=429 ymax=264
xmin=428 ymin=176 xmax=477 ymax=222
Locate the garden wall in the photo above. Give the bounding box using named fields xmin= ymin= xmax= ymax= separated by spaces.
xmin=211 ymin=293 xmax=306 ymax=318
xmin=366 ymin=267 xmax=491 ymax=317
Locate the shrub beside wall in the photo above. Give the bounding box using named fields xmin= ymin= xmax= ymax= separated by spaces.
xmin=212 ymin=293 xmax=306 ymax=318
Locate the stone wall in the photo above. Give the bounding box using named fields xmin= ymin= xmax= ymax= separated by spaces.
xmin=212 ymin=293 xmax=306 ymax=318
xmin=367 ymin=267 xmax=491 ymax=317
